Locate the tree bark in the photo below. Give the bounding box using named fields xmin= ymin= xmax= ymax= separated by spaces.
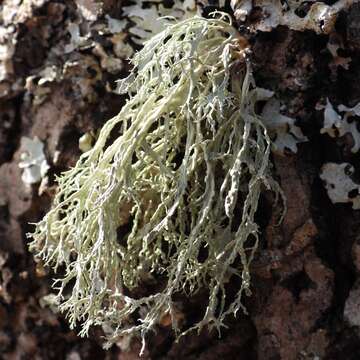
xmin=1 ymin=1 xmax=360 ymax=359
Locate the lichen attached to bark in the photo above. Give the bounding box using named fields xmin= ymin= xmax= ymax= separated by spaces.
xmin=28 ymin=13 xmax=283 ymax=352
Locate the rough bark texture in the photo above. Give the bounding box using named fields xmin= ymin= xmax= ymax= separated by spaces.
xmin=1 ymin=0 xmax=360 ymax=359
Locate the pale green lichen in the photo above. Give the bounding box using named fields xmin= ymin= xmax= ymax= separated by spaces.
xmin=29 ymin=13 xmax=283 ymax=352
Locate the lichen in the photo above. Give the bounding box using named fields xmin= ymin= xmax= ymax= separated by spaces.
xmin=18 ymin=137 xmax=49 ymax=186
xmin=28 ymin=13 xmax=283 ymax=352
xmin=320 ymin=162 xmax=360 ymax=209
xmin=321 ymin=99 xmax=360 ymax=153
xmin=255 ymin=88 xmax=308 ymax=154
xmin=123 ymin=0 xmax=198 ymax=44
xmin=231 ymin=0 xmax=354 ymax=34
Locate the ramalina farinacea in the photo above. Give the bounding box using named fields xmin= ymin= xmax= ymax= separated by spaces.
xmin=29 ymin=13 xmax=283 ymax=353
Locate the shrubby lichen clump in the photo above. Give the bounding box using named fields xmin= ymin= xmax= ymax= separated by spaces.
xmin=29 ymin=13 xmax=283 ymax=351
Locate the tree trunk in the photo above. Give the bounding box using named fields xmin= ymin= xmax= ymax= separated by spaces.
xmin=1 ymin=1 xmax=360 ymax=359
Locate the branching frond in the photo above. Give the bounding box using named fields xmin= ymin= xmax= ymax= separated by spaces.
xmin=28 ymin=13 xmax=283 ymax=353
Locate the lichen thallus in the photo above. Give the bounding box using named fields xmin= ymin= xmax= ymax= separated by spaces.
xmin=28 ymin=12 xmax=284 ymax=353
